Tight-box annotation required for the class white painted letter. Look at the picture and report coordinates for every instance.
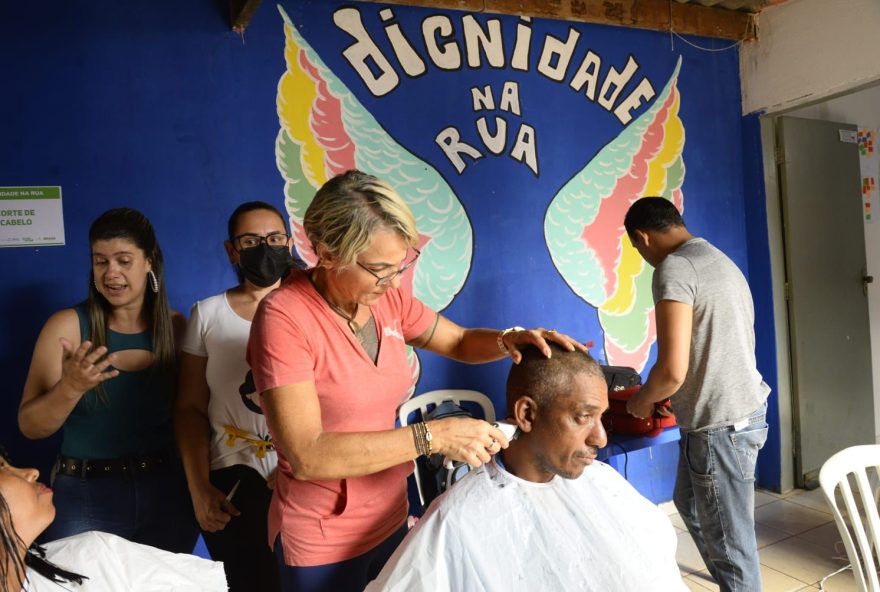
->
[614,78,656,125]
[462,15,505,68]
[537,28,581,82]
[510,124,538,176]
[499,81,521,115]
[477,117,507,155]
[436,128,484,173]
[569,51,601,101]
[380,8,426,77]
[334,8,399,97]
[598,56,639,111]
[422,15,461,70]
[511,16,532,71]
[472,86,495,111]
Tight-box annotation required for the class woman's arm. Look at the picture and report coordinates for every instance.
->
[414,315,587,364]
[18,309,119,439]
[263,381,507,481]
[174,352,239,531]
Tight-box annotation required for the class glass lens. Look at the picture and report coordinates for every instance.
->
[266,234,289,247]
[236,233,289,250]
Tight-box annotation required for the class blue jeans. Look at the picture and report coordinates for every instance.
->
[275,524,407,592]
[41,460,199,554]
[674,402,769,592]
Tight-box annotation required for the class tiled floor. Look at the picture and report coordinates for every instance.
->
[668,488,861,591]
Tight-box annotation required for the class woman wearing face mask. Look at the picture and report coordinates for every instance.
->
[18,208,198,553]
[175,201,296,592]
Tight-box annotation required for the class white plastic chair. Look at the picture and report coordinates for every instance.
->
[819,444,880,591]
[397,389,496,507]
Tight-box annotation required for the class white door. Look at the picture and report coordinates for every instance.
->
[777,116,874,487]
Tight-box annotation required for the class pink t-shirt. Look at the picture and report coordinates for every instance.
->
[247,270,435,566]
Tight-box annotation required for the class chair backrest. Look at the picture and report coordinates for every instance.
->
[398,389,496,507]
[818,444,880,592]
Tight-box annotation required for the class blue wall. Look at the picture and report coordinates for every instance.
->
[0,1,780,501]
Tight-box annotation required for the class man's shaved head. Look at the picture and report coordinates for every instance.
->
[506,343,604,414]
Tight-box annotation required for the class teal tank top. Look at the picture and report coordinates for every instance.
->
[61,305,174,459]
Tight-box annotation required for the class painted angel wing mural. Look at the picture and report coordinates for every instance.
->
[545,58,685,372]
[275,6,473,387]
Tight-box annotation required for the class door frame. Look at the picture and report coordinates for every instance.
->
[759,99,877,493]
[759,114,796,493]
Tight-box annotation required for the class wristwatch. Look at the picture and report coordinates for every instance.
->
[497,326,525,355]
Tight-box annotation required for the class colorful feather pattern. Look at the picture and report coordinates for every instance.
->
[275,6,474,390]
[545,58,686,371]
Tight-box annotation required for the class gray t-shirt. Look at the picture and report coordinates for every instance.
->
[653,238,770,430]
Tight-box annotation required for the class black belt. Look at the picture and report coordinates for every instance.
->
[57,450,171,479]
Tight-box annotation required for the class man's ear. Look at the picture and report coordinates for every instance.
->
[513,396,539,434]
[633,229,651,248]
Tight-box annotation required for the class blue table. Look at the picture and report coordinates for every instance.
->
[598,427,681,503]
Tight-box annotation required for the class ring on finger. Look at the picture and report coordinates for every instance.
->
[546,329,557,334]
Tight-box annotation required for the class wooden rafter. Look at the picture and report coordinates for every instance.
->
[359,0,756,41]
[229,0,263,33]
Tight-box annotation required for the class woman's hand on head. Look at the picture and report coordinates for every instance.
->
[501,328,588,364]
[58,338,119,396]
[191,482,240,533]
[428,418,509,468]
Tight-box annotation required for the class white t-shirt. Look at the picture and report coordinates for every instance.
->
[181,292,277,478]
[367,460,687,592]
[23,531,226,591]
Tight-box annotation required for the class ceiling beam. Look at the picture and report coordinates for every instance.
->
[359,0,755,41]
[229,0,263,33]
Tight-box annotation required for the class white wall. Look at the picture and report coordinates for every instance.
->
[740,0,880,115]
[741,0,880,488]
[788,86,880,442]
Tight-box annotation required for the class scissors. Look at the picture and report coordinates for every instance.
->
[225,479,241,503]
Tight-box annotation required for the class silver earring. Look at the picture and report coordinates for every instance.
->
[148,270,159,294]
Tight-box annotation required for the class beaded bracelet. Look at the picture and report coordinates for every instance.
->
[410,421,434,456]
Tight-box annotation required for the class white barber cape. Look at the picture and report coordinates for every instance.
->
[367,459,687,592]
[23,531,227,591]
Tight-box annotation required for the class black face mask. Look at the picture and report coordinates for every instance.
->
[238,244,293,288]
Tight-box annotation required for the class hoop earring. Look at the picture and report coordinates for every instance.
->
[148,270,159,294]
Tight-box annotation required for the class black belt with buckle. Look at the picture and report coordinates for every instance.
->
[57,450,170,479]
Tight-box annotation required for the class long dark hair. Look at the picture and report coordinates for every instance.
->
[0,450,86,591]
[87,208,176,400]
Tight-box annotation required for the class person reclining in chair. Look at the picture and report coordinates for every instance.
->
[366,343,687,592]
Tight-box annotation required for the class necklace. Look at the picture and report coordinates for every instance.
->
[309,272,360,334]
[327,300,360,334]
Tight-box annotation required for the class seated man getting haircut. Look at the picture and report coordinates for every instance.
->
[367,344,686,592]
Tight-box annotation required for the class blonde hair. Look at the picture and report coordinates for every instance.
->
[304,170,419,267]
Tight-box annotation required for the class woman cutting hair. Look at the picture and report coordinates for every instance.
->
[248,170,586,591]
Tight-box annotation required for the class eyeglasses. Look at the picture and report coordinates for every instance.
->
[233,233,290,251]
[357,249,421,286]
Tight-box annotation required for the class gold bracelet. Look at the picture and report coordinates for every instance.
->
[410,422,430,456]
[424,422,433,456]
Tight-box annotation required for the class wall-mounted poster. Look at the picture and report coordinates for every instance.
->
[0,186,65,247]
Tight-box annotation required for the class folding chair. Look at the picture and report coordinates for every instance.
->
[818,444,880,591]
[398,389,496,507]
